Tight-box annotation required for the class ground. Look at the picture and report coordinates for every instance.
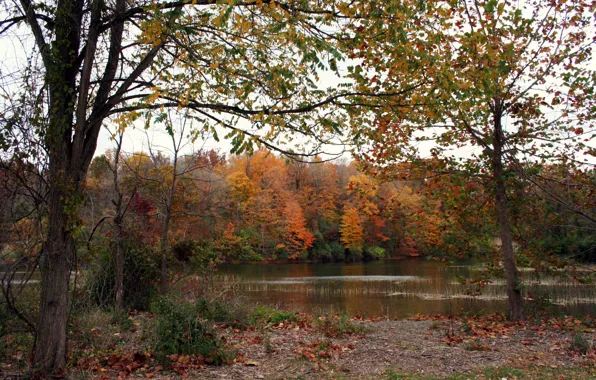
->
[45,312,595,379]
[195,317,595,379]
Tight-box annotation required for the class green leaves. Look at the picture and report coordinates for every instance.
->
[483,0,498,14]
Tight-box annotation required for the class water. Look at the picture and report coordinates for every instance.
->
[218,259,596,319]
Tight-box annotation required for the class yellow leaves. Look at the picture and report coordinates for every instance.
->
[227,171,254,203]
[126,152,152,172]
[112,111,140,133]
[234,12,254,34]
[346,174,379,216]
[138,19,166,47]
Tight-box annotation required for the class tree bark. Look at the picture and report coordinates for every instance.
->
[112,136,125,309]
[114,213,125,308]
[492,98,524,321]
[160,213,171,293]
[35,170,77,372]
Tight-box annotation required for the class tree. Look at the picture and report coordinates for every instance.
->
[87,130,132,308]
[282,198,314,260]
[353,0,596,320]
[340,207,364,251]
[136,116,210,293]
[0,0,385,372]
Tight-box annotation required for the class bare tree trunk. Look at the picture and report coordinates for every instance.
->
[160,213,171,294]
[112,134,125,309]
[492,99,524,321]
[114,214,125,308]
[35,177,76,372]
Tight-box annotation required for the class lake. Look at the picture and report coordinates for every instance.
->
[218,259,596,318]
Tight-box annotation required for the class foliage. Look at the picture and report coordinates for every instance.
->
[172,239,199,263]
[309,235,346,262]
[351,0,596,319]
[340,207,364,250]
[363,246,386,261]
[87,238,159,310]
[316,313,365,338]
[194,298,250,328]
[150,298,224,363]
[571,333,594,355]
[249,305,298,326]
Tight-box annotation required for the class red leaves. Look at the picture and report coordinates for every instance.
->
[292,339,353,362]
[75,351,150,377]
[129,192,154,215]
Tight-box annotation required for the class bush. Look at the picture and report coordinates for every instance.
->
[570,333,593,355]
[151,298,225,362]
[328,242,346,262]
[0,301,8,337]
[345,246,363,262]
[554,235,596,263]
[249,305,297,326]
[195,298,249,327]
[172,239,199,262]
[363,246,386,261]
[87,238,159,310]
[316,313,365,338]
[524,294,561,321]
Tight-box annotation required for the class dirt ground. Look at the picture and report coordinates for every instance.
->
[4,314,594,379]
[152,317,595,379]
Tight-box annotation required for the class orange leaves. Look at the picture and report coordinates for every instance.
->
[340,207,364,249]
[282,199,315,260]
[346,174,379,216]
[292,339,353,362]
[75,351,152,378]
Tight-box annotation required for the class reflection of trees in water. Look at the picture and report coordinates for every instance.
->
[221,261,596,318]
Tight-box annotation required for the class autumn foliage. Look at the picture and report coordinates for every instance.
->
[73,148,459,264]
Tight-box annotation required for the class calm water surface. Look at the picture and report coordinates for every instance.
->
[218,259,596,319]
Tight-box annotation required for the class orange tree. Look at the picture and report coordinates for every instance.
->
[350,0,596,320]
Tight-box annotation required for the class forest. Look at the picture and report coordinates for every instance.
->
[1,0,595,378]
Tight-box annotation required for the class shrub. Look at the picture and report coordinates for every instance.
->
[195,298,249,327]
[316,312,365,338]
[571,333,593,355]
[328,242,346,262]
[249,305,297,326]
[172,239,199,263]
[345,246,363,262]
[87,238,159,310]
[363,246,386,261]
[524,294,561,321]
[150,298,224,362]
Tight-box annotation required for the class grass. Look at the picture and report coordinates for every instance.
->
[248,305,298,326]
[385,365,596,379]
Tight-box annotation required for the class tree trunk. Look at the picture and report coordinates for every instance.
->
[113,138,125,309]
[160,213,171,294]
[35,179,76,373]
[114,214,125,309]
[492,99,524,321]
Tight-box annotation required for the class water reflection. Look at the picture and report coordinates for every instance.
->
[218,259,596,318]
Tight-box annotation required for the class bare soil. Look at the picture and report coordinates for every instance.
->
[152,317,595,379]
